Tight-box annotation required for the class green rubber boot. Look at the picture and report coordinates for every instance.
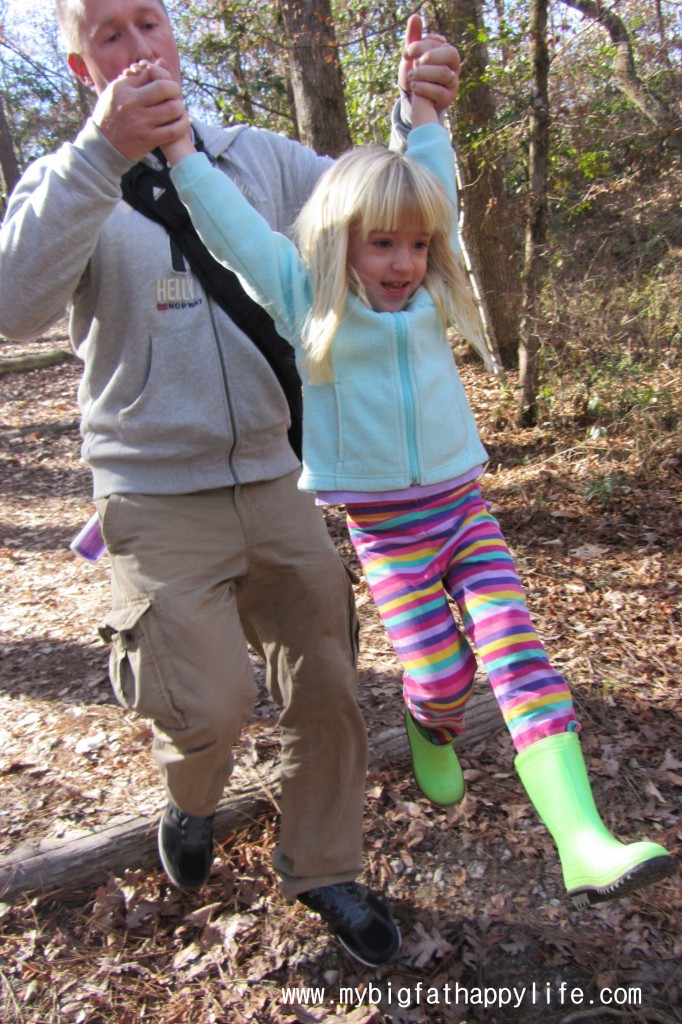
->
[405,711,465,807]
[515,731,673,907]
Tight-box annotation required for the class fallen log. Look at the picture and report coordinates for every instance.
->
[373,688,505,763]
[1,419,80,440]
[0,349,73,376]
[0,689,504,903]
[0,776,277,905]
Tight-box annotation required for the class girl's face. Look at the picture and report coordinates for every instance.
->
[347,225,431,313]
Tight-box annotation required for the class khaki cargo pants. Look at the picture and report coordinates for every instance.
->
[96,471,367,898]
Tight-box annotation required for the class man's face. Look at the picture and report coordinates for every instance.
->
[67,0,182,95]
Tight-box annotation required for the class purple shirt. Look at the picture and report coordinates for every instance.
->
[316,466,484,507]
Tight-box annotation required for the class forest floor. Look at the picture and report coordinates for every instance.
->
[0,322,680,1024]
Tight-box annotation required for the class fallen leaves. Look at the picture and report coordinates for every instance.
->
[402,921,455,969]
[1,332,680,1023]
[289,1005,386,1023]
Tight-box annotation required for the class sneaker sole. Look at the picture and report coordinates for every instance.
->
[336,924,403,968]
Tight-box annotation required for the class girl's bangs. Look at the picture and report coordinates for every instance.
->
[356,162,447,236]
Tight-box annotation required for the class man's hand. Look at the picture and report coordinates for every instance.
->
[399,13,461,116]
[93,60,190,163]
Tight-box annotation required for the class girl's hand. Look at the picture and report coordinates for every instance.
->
[399,13,460,116]
[119,60,194,165]
[92,59,189,162]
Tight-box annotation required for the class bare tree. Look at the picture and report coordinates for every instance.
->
[0,92,20,204]
[561,0,682,160]
[278,0,351,156]
[432,0,522,370]
[518,0,550,426]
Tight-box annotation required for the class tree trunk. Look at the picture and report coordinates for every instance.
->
[278,0,351,156]
[518,0,550,426]
[432,0,522,370]
[0,92,21,205]
[561,0,682,160]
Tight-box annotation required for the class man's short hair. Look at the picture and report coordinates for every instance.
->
[55,0,85,51]
[55,0,169,53]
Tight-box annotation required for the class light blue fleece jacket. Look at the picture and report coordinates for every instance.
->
[171,123,488,493]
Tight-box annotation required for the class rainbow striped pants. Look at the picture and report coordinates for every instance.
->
[346,479,577,752]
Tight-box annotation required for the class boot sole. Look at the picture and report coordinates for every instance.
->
[568,854,674,908]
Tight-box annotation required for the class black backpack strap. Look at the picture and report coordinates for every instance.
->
[120,147,302,459]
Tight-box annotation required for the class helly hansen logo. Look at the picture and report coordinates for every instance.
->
[156,276,201,311]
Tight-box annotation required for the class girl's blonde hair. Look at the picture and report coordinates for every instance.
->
[293,145,490,384]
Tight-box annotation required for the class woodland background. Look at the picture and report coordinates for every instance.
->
[1,2,681,1023]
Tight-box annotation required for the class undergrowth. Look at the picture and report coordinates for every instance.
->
[493,160,682,498]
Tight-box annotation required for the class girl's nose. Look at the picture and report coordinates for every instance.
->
[391,246,412,270]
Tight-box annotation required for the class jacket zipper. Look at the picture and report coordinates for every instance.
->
[395,313,419,483]
[207,296,241,483]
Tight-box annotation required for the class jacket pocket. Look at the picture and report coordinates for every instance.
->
[115,328,231,457]
[334,377,407,483]
[99,597,186,731]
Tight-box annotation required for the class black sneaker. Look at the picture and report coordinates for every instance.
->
[298,881,401,966]
[158,802,214,891]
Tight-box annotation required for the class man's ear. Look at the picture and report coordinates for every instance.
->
[68,52,95,88]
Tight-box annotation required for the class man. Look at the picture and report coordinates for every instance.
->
[0,0,460,967]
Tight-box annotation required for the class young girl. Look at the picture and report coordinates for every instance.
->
[147,71,672,908]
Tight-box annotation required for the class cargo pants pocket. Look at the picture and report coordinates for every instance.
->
[98,596,186,731]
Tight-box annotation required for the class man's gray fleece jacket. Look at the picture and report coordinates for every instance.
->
[0,119,334,498]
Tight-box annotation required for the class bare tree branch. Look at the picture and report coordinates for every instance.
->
[561,0,682,158]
